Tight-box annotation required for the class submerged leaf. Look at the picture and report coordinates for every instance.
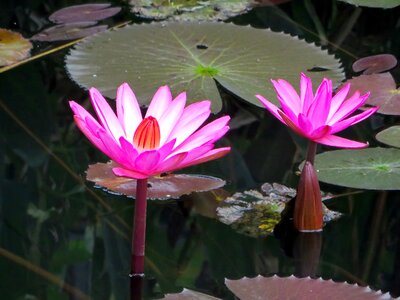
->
[346,72,400,115]
[130,0,251,21]
[216,183,341,237]
[31,22,108,42]
[312,148,400,190]
[352,54,397,75]
[225,275,392,299]
[86,162,226,199]
[0,28,32,66]
[66,22,344,112]
[49,3,121,23]
[376,126,400,148]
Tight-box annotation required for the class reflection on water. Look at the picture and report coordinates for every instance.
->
[1,0,400,299]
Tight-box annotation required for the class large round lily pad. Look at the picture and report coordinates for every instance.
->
[376,126,400,148]
[339,0,400,8]
[312,148,400,190]
[66,22,344,112]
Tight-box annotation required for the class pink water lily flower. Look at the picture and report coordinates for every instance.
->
[70,83,231,179]
[256,73,378,148]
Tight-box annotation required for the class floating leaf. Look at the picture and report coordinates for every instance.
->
[339,0,400,8]
[49,3,121,24]
[311,148,400,190]
[376,126,400,148]
[130,0,251,21]
[86,161,226,200]
[66,22,344,112]
[31,22,108,42]
[162,288,220,299]
[225,275,392,299]
[216,183,341,237]
[0,28,32,66]
[347,73,400,115]
[352,54,397,75]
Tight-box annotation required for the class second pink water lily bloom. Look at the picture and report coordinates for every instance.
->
[70,83,231,179]
[256,73,378,148]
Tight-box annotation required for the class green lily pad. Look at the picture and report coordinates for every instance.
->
[130,0,251,21]
[216,183,341,237]
[376,126,400,148]
[312,148,400,190]
[339,0,400,8]
[66,22,344,112]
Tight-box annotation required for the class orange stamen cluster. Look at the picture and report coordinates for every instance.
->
[133,116,161,150]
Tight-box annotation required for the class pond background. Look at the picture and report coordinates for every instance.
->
[1,0,400,299]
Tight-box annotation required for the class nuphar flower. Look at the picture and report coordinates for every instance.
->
[69,83,231,179]
[256,73,378,148]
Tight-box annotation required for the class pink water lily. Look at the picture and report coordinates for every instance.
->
[256,73,378,148]
[70,83,231,179]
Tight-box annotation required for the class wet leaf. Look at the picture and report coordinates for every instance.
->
[225,275,392,299]
[376,126,400,148]
[312,147,400,190]
[49,3,121,24]
[338,0,400,8]
[352,54,397,75]
[162,288,220,299]
[130,0,250,21]
[66,22,344,112]
[31,22,108,42]
[0,28,32,66]
[86,162,226,200]
[346,72,400,115]
[216,183,341,237]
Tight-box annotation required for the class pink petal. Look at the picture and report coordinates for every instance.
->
[179,147,231,168]
[314,135,368,148]
[175,116,230,153]
[277,94,299,123]
[327,83,350,121]
[134,150,160,172]
[278,111,305,137]
[309,125,331,139]
[330,106,378,134]
[299,73,314,113]
[306,79,332,127]
[167,100,211,146]
[272,79,301,114]
[89,87,124,141]
[256,95,285,123]
[327,91,367,124]
[298,113,314,135]
[119,136,139,166]
[176,143,214,166]
[112,167,149,179]
[97,129,132,168]
[73,115,108,155]
[116,83,143,141]
[157,139,176,161]
[156,152,188,173]
[158,91,186,145]
[145,85,172,119]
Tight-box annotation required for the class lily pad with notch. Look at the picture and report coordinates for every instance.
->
[352,54,397,75]
[66,22,344,112]
[310,147,400,190]
[86,161,226,200]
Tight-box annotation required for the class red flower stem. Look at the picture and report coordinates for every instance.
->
[306,141,317,165]
[131,178,148,276]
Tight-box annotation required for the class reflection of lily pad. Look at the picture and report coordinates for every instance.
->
[86,162,226,199]
[0,28,32,67]
[31,22,108,42]
[376,126,400,148]
[66,22,344,112]
[49,3,121,23]
[216,183,341,237]
[352,54,397,75]
[312,148,400,190]
[225,275,391,300]
[130,0,251,21]
[347,72,400,115]
[339,0,400,8]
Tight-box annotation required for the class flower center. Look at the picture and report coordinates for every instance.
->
[133,116,161,150]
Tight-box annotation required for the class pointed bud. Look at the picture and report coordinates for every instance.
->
[133,116,161,150]
[294,161,323,232]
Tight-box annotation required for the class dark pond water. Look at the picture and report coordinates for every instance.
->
[1,0,400,299]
